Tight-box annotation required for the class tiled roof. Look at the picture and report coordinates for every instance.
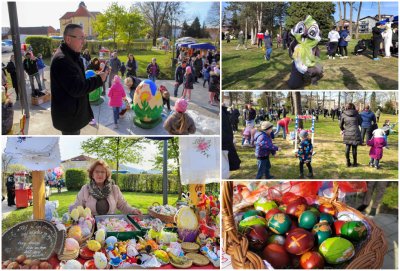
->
[7,26,56,35]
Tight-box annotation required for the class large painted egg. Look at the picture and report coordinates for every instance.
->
[333,220,346,236]
[267,234,286,246]
[300,251,325,269]
[319,213,334,225]
[65,238,80,251]
[132,79,163,129]
[284,228,314,255]
[262,244,290,269]
[318,203,336,216]
[68,225,82,241]
[341,221,367,242]
[254,199,278,213]
[298,211,318,230]
[312,222,332,246]
[265,208,282,222]
[282,193,307,205]
[286,201,307,218]
[246,225,269,251]
[308,206,320,218]
[239,216,267,232]
[242,210,264,219]
[268,213,292,234]
[319,237,355,264]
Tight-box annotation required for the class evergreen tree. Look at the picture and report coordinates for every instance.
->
[285,2,335,38]
[181,20,189,37]
[370,92,377,112]
[189,17,202,38]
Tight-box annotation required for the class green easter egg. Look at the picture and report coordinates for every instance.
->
[298,211,318,230]
[268,213,292,234]
[319,237,355,264]
[341,221,368,242]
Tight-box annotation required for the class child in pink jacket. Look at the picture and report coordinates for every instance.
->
[108,75,126,129]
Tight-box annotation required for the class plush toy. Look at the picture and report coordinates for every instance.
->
[288,15,323,89]
[105,236,118,250]
[382,22,393,57]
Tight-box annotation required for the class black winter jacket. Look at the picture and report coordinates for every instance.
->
[50,42,103,132]
[340,109,362,146]
[23,58,39,75]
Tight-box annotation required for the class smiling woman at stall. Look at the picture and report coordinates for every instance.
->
[69,160,141,215]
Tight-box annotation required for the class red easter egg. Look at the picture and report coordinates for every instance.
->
[282,193,307,205]
[284,228,315,255]
[318,203,336,216]
[333,220,346,236]
[262,244,290,269]
[300,251,325,269]
[286,201,308,218]
[246,225,269,251]
[265,208,282,222]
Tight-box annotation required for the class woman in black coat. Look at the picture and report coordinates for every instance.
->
[340,103,362,167]
[222,105,241,172]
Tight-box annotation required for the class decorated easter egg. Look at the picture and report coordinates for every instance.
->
[319,213,334,225]
[286,201,307,218]
[85,220,93,230]
[87,240,101,252]
[268,213,292,234]
[267,234,286,246]
[265,208,283,222]
[82,227,91,237]
[70,209,80,221]
[83,207,92,218]
[312,222,332,246]
[61,259,82,269]
[242,210,264,219]
[93,252,108,269]
[319,237,355,264]
[176,206,198,230]
[319,203,336,216]
[132,79,163,128]
[284,228,314,255]
[341,221,367,242]
[246,225,269,251]
[65,238,80,251]
[278,204,287,212]
[333,220,346,236]
[254,198,278,213]
[77,206,85,217]
[308,206,320,218]
[300,251,325,269]
[262,244,290,269]
[95,229,106,244]
[68,225,82,241]
[282,193,307,205]
[298,211,318,230]
[105,236,118,249]
[239,216,267,232]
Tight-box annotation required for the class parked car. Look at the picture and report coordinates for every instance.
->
[2,42,13,53]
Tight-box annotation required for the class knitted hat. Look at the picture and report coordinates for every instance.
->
[299,130,309,139]
[372,128,385,138]
[185,66,192,73]
[174,98,188,113]
[260,121,273,131]
[113,75,121,84]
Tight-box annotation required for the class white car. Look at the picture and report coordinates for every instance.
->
[2,42,13,53]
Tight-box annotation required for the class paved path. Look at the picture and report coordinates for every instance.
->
[2,53,220,135]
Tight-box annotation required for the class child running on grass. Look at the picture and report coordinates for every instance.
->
[296,130,314,178]
[254,121,279,179]
[367,128,387,169]
[108,75,126,129]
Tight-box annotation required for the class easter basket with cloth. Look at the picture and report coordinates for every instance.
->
[148,202,176,224]
[222,181,387,269]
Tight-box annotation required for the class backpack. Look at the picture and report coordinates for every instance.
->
[344,34,351,42]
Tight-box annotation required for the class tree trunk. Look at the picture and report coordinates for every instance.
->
[171,138,182,200]
[309,92,313,109]
[245,18,248,47]
[322,92,325,109]
[115,137,120,184]
[343,2,347,25]
[363,91,366,108]
[289,92,294,114]
[338,2,343,27]
[293,92,303,128]
[355,2,362,39]
[378,2,381,21]
[338,92,341,109]
[349,2,353,37]
[229,92,233,106]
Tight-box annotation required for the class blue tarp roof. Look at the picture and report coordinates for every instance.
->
[188,43,216,50]
[176,42,195,48]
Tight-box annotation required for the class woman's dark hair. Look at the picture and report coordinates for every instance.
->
[332,26,337,30]
[346,103,356,110]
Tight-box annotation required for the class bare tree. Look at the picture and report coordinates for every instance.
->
[343,1,347,24]
[338,2,343,27]
[206,2,221,28]
[322,92,325,109]
[355,2,363,39]
[349,2,354,36]
[292,92,303,128]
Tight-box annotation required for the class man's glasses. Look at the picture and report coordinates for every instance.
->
[68,35,86,41]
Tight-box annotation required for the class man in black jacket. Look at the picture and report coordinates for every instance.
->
[51,24,108,135]
[173,61,186,97]
[23,52,43,96]
[372,22,383,60]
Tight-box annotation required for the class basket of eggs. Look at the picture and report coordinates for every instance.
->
[64,206,95,245]
[222,181,387,269]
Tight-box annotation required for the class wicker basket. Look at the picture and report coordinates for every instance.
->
[222,181,387,269]
[148,202,176,224]
[66,224,95,245]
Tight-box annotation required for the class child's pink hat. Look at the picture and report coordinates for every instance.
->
[175,98,188,113]
[185,66,192,73]
[113,75,121,83]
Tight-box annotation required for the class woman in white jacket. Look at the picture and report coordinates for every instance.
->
[328,26,340,59]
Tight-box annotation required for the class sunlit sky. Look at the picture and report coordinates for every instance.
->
[2,0,215,29]
[1,137,159,170]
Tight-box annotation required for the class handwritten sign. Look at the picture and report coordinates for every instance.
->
[2,220,64,260]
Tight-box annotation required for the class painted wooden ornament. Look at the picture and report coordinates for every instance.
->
[284,228,314,255]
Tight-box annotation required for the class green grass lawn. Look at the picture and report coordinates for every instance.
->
[2,191,178,232]
[230,113,398,179]
[222,40,398,90]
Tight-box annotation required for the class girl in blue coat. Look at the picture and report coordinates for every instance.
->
[339,26,350,59]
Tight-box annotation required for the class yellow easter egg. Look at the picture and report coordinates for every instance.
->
[87,240,102,252]
[176,206,198,230]
[77,206,85,217]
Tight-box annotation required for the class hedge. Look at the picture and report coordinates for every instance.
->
[25,36,52,58]
[65,168,89,191]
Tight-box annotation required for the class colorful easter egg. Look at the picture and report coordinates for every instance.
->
[308,206,320,218]
[333,220,346,236]
[254,198,278,213]
[68,225,82,241]
[246,225,269,251]
[319,237,355,264]
[282,193,307,205]
[286,201,308,218]
[262,244,290,269]
[341,221,367,242]
[284,228,314,255]
[268,213,292,234]
[242,210,264,219]
[312,222,332,246]
[132,80,163,129]
[298,211,318,230]
[265,208,283,222]
[65,238,80,251]
[267,234,286,246]
[239,216,267,232]
[319,213,334,225]
[300,251,325,269]
[318,203,336,216]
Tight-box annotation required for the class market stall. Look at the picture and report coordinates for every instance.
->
[2,137,221,270]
